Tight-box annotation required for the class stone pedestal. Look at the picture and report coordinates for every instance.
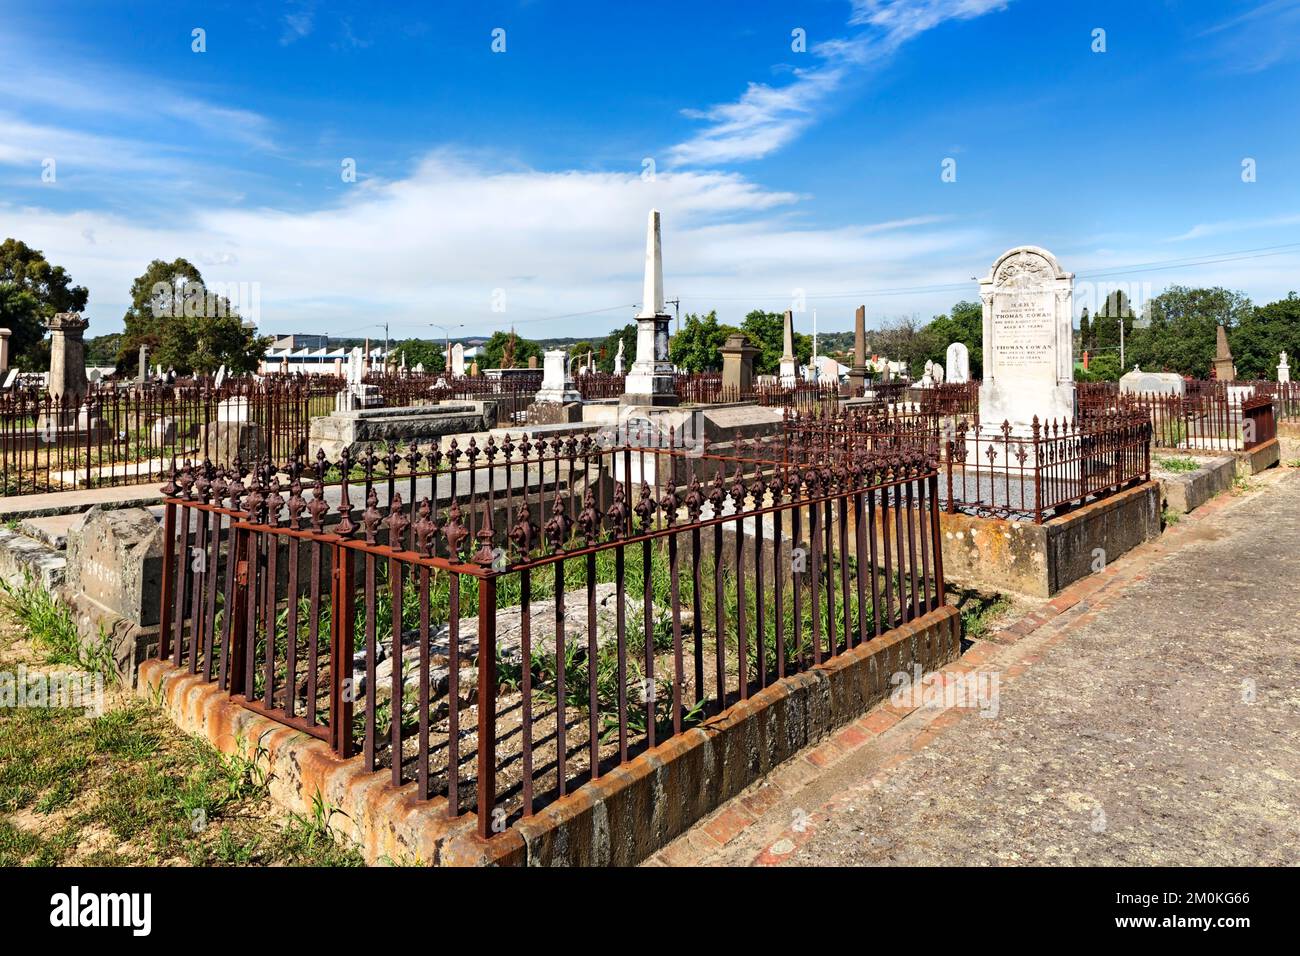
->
[534,349,581,404]
[1212,324,1236,382]
[779,309,798,388]
[848,305,868,396]
[334,385,384,412]
[0,327,10,374]
[207,421,266,467]
[1120,368,1185,396]
[63,506,165,683]
[47,312,89,405]
[719,333,759,395]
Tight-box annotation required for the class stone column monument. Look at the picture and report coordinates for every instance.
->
[47,312,90,406]
[719,333,759,396]
[848,305,868,396]
[0,327,11,375]
[779,310,798,387]
[1212,324,1236,381]
[977,246,1075,434]
[621,209,678,406]
[1278,351,1290,384]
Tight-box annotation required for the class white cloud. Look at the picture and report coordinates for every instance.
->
[1164,214,1300,242]
[668,0,1011,166]
[0,153,983,337]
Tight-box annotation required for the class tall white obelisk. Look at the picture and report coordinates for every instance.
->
[621,209,678,405]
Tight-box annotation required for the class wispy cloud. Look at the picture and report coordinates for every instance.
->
[1196,0,1300,73]
[1165,213,1300,242]
[281,2,317,45]
[668,0,1011,166]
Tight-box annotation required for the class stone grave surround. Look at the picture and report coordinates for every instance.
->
[978,246,1075,436]
[1120,367,1185,397]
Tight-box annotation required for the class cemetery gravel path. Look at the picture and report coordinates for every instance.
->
[657,468,1300,866]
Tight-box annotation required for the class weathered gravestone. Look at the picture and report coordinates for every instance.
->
[1120,367,1185,396]
[946,341,970,384]
[978,246,1074,434]
[149,417,178,445]
[719,333,759,395]
[63,506,164,683]
[529,348,582,424]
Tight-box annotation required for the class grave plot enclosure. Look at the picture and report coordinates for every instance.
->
[156,429,946,839]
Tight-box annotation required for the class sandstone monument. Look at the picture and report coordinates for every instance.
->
[1212,324,1236,381]
[848,305,868,396]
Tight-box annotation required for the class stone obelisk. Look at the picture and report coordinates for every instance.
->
[1212,324,1236,381]
[779,310,798,388]
[848,304,868,396]
[621,209,678,406]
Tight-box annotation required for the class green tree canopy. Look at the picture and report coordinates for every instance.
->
[740,310,811,375]
[1126,285,1253,376]
[479,330,542,369]
[916,300,983,379]
[669,311,736,372]
[0,238,89,369]
[1232,292,1300,380]
[598,322,638,373]
[119,258,267,375]
[392,338,445,371]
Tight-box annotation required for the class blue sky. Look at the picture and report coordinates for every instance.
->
[2,0,1299,340]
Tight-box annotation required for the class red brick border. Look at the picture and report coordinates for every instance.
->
[139,604,961,866]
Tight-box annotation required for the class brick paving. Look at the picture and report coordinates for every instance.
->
[654,468,1300,866]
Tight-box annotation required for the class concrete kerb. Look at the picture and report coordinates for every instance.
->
[937,481,1162,599]
[1153,454,1236,514]
[137,605,960,867]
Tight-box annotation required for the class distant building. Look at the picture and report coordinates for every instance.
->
[260,344,393,375]
[271,333,330,350]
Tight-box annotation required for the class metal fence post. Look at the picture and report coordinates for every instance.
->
[331,544,356,758]
[477,574,497,838]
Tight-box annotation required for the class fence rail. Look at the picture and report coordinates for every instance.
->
[157,432,944,837]
[1078,379,1290,452]
[785,405,1151,523]
[0,379,336,495]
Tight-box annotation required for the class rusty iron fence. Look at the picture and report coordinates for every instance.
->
[157,429,944,838]
[575,373,626,400]
[784,405,1151,523]
[0,378,335,495]
[673,374,841,411]
[1242,395,1276,450]
[1077,380,1285,452]
[364,372,544,424]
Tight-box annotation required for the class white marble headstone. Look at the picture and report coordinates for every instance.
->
[450,343,465,378]
[978,246,1075,433]
[945,341,970,384]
